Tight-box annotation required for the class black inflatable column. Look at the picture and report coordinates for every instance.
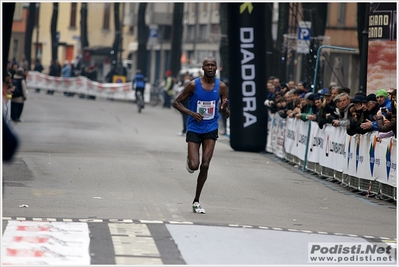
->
[227,3,267,152]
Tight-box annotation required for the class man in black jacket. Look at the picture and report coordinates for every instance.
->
[317,89,336,129]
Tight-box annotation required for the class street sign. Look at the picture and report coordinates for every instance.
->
[297,21,311,54]
[148,25,158,47]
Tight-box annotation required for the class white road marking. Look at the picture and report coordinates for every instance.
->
[2,221,90,265]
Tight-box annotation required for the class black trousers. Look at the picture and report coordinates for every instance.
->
[10,102,24,121]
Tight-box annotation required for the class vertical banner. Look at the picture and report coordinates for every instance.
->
[228,3,267,152]
[284,118,296,155]
[367,3,397,93]
[318,124,346,172]
[307,122,323,163]
[266,110,275,153]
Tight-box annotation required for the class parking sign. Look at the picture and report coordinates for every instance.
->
[297,21,311,54]
[148,25,158,47]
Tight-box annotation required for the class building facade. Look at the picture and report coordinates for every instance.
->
[10,3,361,91]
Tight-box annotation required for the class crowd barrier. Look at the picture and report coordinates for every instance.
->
[266,111,397,201]
[26,71,151,102]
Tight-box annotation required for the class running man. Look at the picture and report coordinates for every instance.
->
[172,57,230,214]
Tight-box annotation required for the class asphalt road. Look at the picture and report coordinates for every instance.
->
[2,90,397,266]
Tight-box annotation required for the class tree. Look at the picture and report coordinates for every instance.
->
[219,3,229,80]
[300,3,328,90]
[136,3,148,76]
[169,3,184,78]
[301,3,327,37]
[80,3,89,50]
[357,3,369,93]
[112,3,122,74]
[24,3,36,70]
[264,3,274,80]
[3,3,15,79]
[50,3,59,61]
[274,3,289,82]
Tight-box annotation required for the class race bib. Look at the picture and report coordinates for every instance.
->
[197,100,216,120]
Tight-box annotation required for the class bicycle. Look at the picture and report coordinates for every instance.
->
[149,80,164,107]
[136,90,144,113]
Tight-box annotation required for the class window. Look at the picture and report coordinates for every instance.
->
[200,3,208,12]
[187,25,195,42]
[161,26,172,41]
[189,3,196,13]
[198,25,207,42]
[209,24,220,43]
[35,43,43,60]
[70,3,77,28]
[103,3,111,30]
[12,39,19,59]
[337,3,346,26]
[13,3,23,20]
[211,24,220,35]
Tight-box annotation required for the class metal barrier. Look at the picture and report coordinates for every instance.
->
[268,113,397,202]
[284,150,396,200]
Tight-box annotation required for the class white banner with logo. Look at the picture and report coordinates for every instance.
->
[266,111,286,158]
[284,118,310,160]
[320,124,346,172]
[284,117,296,156]
[26,71,151,102]
[266,110,273,153]
[307,122,325,163]
[284,118,396,188]
[343,133,397,187]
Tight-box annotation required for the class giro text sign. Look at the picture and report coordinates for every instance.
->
[228,3,267,152]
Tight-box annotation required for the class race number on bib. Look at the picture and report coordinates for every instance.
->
[197,100,216,120]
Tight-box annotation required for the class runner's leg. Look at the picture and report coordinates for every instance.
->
[187,141,200,171]
[194,138,216,202]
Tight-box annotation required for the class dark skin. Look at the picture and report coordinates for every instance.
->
[173,57,230,202]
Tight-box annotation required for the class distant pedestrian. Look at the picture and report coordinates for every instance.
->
[8,62,18,79]
[33,59,44,93]
[47,60,61,95]
[163,70,175,109]
[20,55,29,70]
[105,66,116,83]
[177,72,192,136]
[86,65,98,100]
[62,61,73,97]
[3,72,13,123]
[10,69,28,123]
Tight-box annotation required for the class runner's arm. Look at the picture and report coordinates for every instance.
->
[173,80,204,122]
[219,81,230,119]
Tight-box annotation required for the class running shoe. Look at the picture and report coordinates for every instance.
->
[186,157,194,173]
[192,202,206,214]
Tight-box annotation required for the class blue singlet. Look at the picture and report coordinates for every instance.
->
[187,78,220,134]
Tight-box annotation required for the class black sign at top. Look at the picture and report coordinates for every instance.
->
[369,3,397,41]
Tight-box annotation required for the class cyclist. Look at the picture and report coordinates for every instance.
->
[132,70,146,110]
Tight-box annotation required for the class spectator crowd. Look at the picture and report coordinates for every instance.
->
[264,76,397,141]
